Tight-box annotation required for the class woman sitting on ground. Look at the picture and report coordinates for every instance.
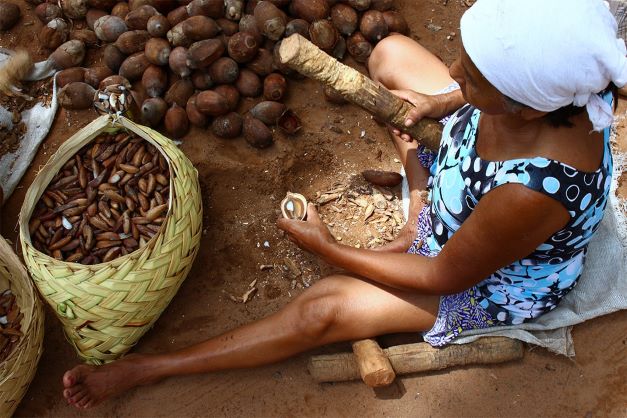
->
[62,0,626,408]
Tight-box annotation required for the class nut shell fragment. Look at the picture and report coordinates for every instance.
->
[280,192,307,221]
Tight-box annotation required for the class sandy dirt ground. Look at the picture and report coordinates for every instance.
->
[1,0,626,417]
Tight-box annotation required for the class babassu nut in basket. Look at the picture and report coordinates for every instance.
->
[28,132,170,264]
[0,289,22,363]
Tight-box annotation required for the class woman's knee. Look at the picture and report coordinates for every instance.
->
[368,34,410,83]
[292,277,346,342]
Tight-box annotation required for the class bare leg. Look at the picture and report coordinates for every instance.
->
[63,275,439,409]
[367,35,455,252]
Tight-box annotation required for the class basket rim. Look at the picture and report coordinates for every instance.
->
[0,235,43,371]
[18,115,177,268]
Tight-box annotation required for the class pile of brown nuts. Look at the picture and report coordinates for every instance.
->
[0,290,22,363]
[29,131,170,265]
[46,0,408,146]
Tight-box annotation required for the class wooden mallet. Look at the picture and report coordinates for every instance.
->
[310,337,524,384]
[278,34,443,151]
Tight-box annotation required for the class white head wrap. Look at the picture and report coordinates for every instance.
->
[460,0,627,131]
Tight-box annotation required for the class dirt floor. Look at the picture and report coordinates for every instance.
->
[1,0,626,417]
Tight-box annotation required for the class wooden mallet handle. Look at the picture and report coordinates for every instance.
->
[278,34,443,151]
[309,337,524,384]
[351,339,396,387]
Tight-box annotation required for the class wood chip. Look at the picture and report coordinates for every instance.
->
[283,257,301,277]
[317,193,341,205]
[241,287,257,303]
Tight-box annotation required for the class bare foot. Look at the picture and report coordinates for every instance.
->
[62,354,160,409]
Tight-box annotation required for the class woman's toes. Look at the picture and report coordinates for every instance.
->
[63,365,90,388]
[76,396,92,409]
[69,390,87,405]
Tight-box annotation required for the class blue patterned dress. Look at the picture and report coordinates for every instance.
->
[410,102,613,346]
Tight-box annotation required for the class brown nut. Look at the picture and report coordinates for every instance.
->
[111,2,130,18]
[140,97,167,126]
[57,67,86,88]
[164,103,189,139]
[285,18,309,39]
[238,13,263,44]
[84,66,114,88]
[331,4,358,36]
[263,73,287,101]
[249,100,286,125]
[344,0,371,11]
[227,31,259,64]
[213,84,240,111]
[58,82,96,110]
[164,78,194,107]
[168,46,191,77]
[196,90,229,116]
[359,10,388,43]
[207,56,239,84]
[243,114,273,149]
[125,4,158,30]
[115,30,151,55]
[94,15,128,42]
[216,17,239,35]
[234,68,262,98]
[36,3,62,24]
[39,18,69,50]
[382,11,408,35]
[291,0,329,23]
[145,37,171,66]
[88,0,117,10]
[167,15,220,47]
[331,36,346,60]
[142,64,168,97]
[147,14,170,37]
[191,69,213,90]
[103,44,126,72]
[166,5,188,27]
[186,0,223,19]
[211,112,242,138]
[61,0,88,19]
[187,38,224,69]
[346,31,372,63]
[224,0,243,20]
[246,48,273,77]
[253,1,285,41]
[70,29,99,46]
[49,40,86,70]
[185,94,209,127]
[309,20,339,51]
[371,0,394,11]
[118,52,150,81]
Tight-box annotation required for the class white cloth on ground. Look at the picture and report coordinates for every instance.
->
[460,0,627,131]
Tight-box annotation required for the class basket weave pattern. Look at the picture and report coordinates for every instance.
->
[19,116,202,364]
[0,236,44,417]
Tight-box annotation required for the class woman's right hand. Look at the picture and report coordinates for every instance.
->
[390,89,443,142]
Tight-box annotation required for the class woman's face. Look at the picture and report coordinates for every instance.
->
[449,45,511,114]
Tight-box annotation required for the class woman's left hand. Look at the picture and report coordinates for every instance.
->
[277,203,336,258]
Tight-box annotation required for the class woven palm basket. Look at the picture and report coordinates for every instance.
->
[19,115,202,365]
[0,235,44,417]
